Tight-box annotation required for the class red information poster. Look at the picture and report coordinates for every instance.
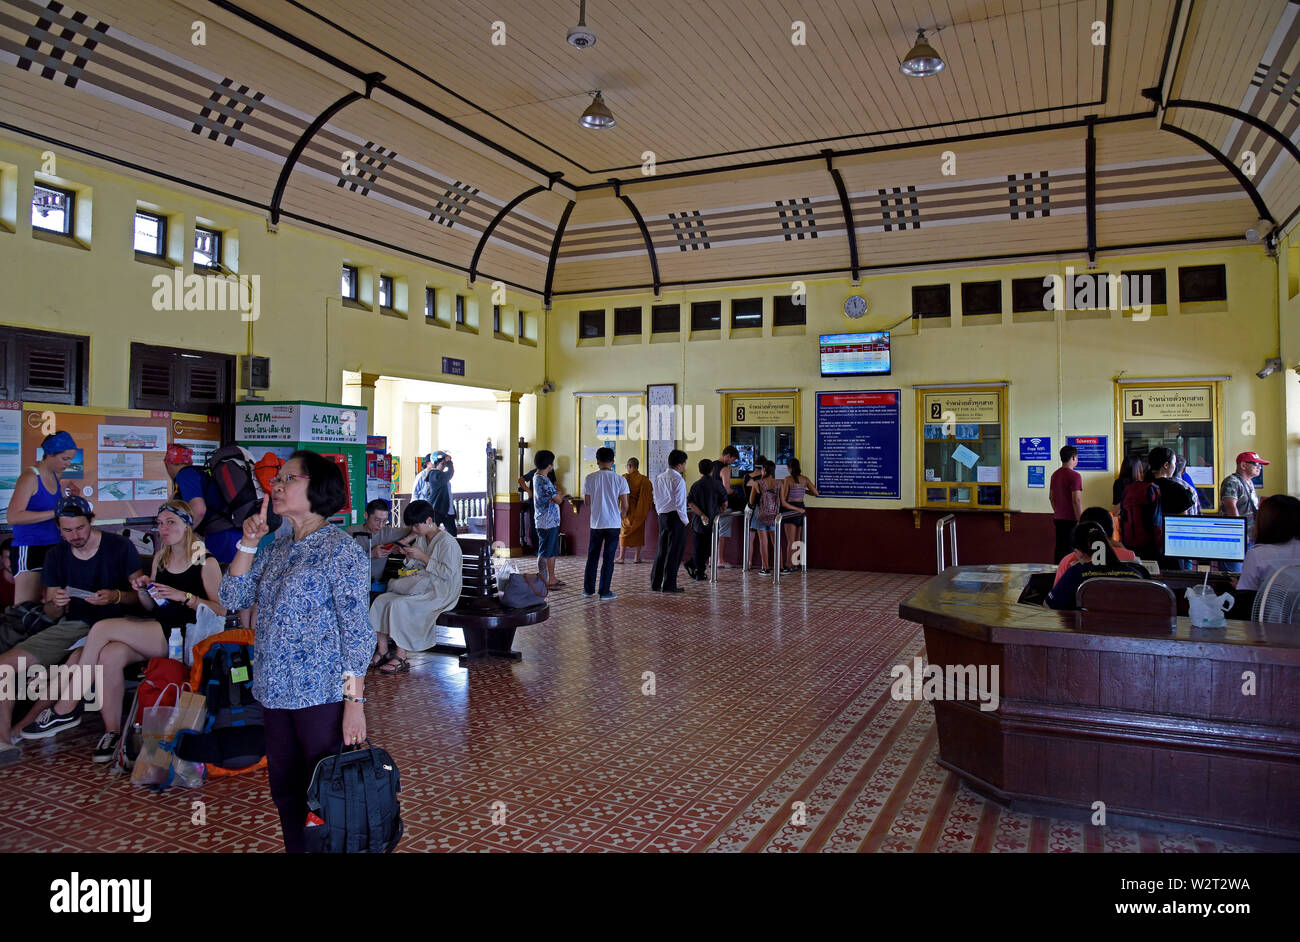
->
[14,405,222,521]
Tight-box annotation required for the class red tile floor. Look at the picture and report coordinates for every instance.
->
[0,559,1264,852]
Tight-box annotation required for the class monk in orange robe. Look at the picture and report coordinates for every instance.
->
[616,457,653,563]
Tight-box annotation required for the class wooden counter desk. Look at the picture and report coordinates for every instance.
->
[899,564,1300,847]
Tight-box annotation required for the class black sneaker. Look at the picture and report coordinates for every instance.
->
[20,703,83,740]
[92,731,120,764]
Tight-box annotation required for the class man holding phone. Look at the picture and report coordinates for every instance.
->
[349,499,408,589]
[0,496,143,762]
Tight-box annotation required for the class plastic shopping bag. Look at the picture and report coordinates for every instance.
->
[184,604,226,667]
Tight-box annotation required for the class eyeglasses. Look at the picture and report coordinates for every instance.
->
[270,473,309,487]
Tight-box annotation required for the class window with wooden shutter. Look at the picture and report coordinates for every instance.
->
[129,343,233,417]
[0,327,88,405]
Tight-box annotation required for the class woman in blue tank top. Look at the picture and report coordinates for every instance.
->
[6,431,80,604]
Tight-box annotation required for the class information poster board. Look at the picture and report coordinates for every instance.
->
[816,390,901,499]
[1067,435,1109,472]
[6,404,221,522]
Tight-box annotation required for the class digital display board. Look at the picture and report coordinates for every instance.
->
[819,332,891,377]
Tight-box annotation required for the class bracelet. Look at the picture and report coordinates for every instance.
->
[342,695,368,703]
[114,589,122,604]
[185,592,194,607]
[236,542,258,555]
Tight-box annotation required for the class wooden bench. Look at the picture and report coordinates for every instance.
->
[432,534,548,666]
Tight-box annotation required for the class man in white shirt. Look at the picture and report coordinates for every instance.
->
[583,447,630,600]
[651,449,690,593]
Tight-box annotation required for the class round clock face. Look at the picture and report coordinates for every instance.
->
[844,294,868,319]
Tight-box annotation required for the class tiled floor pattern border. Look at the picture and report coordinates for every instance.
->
[0,560,1264,852]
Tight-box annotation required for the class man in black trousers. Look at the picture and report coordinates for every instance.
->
[651,449,690,593]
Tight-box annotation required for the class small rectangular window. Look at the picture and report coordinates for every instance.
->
[690,300,721,332]
[493,304,502,333]
[773,295,806,326]
[342,265,358,300]
[961,281,1001,316]
[1011,277,1050,312]
[517,310,526,337]
[31,184,72,235]
[194,227,221,268]
[425,286,436,320]
[579,309,605,338]
[613,306,642,336]
[1121,268,1167,306]
[455,295,466,324]
[651,304,680,333]
[731,298,763,329]
[1178,264,1227,303]
[378,275,393,309]
[912,284,951,318]
[133,210,166,257]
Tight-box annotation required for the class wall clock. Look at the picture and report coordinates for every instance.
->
[843,294,868,319]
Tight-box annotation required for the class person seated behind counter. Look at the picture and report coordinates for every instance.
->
[1046,521,1149,610]
[1052,506,1138,587]
[1237,494,1300,592]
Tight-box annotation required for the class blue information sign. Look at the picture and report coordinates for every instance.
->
[1067,435,1109,472]
[1027,465,1046,488]
[441,356,465,377]
[1019,436,1052,461]
[816,390,901,499]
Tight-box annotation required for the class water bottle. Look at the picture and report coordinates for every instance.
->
[168,628,182,661]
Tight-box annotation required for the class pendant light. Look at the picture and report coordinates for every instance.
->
[899,27,945,77]
[580,90,616,129]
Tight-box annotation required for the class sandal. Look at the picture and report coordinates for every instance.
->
[377,657,410,675]
[369,648,395,671]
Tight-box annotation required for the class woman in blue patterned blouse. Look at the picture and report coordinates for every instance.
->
[220,450,373,853]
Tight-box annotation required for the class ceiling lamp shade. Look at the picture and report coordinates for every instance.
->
[899,28,945,77]
[580,90,616,129]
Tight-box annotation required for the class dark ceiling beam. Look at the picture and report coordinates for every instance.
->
[612,180,662,299]
[544,200,576,310]
[1165,98,1300,170]
[823,150,859,282]
[1085,116,1097,264]
[1158,124,1275,224]
[269,73,382,226]
[468,174,562,284]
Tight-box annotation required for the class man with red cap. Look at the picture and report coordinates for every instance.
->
[1220,451,1269,574]
[163,444,241,565]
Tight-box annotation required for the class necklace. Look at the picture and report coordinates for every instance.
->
[293,518,327,542]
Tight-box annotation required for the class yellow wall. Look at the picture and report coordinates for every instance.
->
[546,247,1287,512]
[0,139,546,416]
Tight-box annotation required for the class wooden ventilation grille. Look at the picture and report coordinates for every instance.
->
[27,351,71,390]
[139,361,172,399]
[187,365,222,401]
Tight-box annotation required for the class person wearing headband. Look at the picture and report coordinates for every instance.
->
[37,498,225,763]
[0,493,143,764]
[6,430,83,605]
[164,443,241,565]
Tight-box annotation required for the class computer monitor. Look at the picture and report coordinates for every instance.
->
[1162,515,1247,562]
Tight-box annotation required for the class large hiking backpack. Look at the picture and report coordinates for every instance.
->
[1120,481,1164,554]
[755,484,780,527]
[199,446,262,535]
[305,742,404,853]
[172,629,267,777]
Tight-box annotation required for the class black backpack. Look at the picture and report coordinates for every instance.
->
[305,742,404,853]
[198,445,263,535]
[173,639,266,774]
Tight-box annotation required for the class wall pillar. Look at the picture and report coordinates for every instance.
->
[493,390,524,552]
[343,372,380,434]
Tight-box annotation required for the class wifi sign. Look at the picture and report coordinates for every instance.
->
[1019,436,1052,461]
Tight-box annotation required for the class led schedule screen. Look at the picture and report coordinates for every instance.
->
[819,332,891,377]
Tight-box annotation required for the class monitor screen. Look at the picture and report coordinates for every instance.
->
[820,331,890,377]
[1162,515,1247,562]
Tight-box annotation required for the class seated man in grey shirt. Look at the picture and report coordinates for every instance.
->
[349,499,409,585]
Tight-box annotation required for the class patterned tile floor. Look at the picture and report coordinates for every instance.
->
[0,559,1264,853]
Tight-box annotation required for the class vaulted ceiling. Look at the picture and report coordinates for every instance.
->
[0,0,1294,299]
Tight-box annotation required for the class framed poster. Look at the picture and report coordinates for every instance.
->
[646,383,676,480]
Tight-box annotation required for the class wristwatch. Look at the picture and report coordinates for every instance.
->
[185,592,194,607]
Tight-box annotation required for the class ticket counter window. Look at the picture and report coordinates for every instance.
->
[723,392,799,481]
[1119,384,1220,510]
[917,387,1008,509]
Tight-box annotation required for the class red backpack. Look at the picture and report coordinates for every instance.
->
[134,657,188,724]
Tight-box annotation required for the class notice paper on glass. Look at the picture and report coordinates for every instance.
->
[1186,466,1215,486]
[976,465,1001,483]
[583,446,600,460]
[951,571,1008,584]
[951,444,979,469]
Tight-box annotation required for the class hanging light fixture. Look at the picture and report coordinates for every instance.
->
[580,90,616,129]
[899,27,945,77]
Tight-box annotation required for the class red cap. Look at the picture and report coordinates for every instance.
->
[165,444,193,465]
[1235,451,1269,466]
